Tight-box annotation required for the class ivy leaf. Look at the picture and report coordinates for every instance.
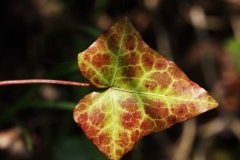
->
[73,17,218,160]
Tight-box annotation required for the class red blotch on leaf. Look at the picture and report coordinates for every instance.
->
[150,72,172,90]
[90,108,106,128]
[137,38,146,51]
[140,118,155,133]
[77,112,88,123]
[144,101,169,120]
[107,33,120,50]
[92,77,101,86]
[171,104,188,117]
[86,69,95,79]
[86,125,100,138]
[123,35,136,51]
[120,112,142,130]
[144,80,158,91]
[120,98,142,130]
[188,102,201,115]
[100,66,111,75]
[120,98,138,112]
[142,52,155,70]
[97,39,108,51]
[84,53,91,62]
[130,130,140,142]
[154,119,167,131]
[87,45,98,55]
[92,53,111,68]
[76,103,87,112]
[116,149,124,159]
[124,51,139,65]
[117,132,129,148]
[171,80,190,96]
[122,65,143,78]
[155,58,167,70]
[99,133,111,145]
[165,115,177,126]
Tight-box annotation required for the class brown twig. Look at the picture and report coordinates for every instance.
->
[0,79,91,87]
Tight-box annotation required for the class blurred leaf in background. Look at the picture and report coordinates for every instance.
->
[53,136,107,160]
[224,37,240,74]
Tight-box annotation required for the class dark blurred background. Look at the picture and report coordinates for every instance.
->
[0,0,240,160]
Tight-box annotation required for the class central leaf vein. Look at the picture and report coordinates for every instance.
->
[111,87,215,104]
[110,19,127,86]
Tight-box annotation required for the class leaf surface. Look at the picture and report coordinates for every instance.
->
[73,17,218,160]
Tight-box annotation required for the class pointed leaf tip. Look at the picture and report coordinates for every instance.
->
[74,17,218,160]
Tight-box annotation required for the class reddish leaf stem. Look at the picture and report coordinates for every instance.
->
[0,79,91,87]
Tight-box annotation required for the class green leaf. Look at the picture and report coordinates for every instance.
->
[224,37,240,74]
[73,17,218,160]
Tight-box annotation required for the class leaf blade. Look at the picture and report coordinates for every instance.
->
[74,88,217,160]
[74,17,218,160]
